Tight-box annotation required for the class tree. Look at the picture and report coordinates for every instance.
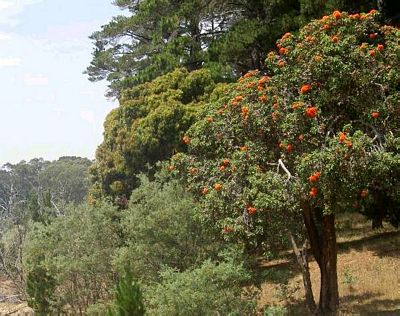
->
[87,0,379,96]
[174,10,400,313]
[89,68,217,204]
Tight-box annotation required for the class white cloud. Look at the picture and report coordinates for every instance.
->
[0,57,21,67]
[23,73,49,86]
[0,0,44,27]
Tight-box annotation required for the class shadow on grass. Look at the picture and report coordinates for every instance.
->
[338,230,400,259]
[284,292,400,315]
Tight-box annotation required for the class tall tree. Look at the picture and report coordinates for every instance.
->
[175,11,400,313]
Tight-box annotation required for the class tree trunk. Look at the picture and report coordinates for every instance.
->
[302,201,339,314]
[289,233,316,313]
[318,214,339,312]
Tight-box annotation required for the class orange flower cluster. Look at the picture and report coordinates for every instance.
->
[247,206,257,216]
[182,135,190,144]
[259,95,268,103]
[202,187,209,195]
[338,132,347,143]
[214,183,222,192]
[300,84,312,94]
[377,44,384,51]
[242,106,249,119]
[207,117,214,122]
[277,60,286,67]
[279,47,288,55]
[281,32,292,41]
[223,226,234,233]
[331,35,339,43]
[309,187,318,197]
[360,189,369,198]
[240,146,247,152]
[332,11,342,19]
[371,111,380,118]
[305,106,318,118]
[309,171,321,183]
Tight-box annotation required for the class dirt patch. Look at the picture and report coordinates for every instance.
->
[0,277,33,315]
[257,218,400,315]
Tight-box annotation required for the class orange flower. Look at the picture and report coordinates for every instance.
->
[259,95,268,103]
[202,187,209,195]
[223,226,234,233]
[322,24,330,31]
[369,33,376,40]
[247,206,257,216]
[300,84,312,94]
[314,55,322,62]
[214,183,222,192]
[168,165,175,171]
[222,159,230,166]
[279,47,288,55]
[219,165,226,171]
[298,134,305,141]
[377,44,384,51]
[305,106,318,118]
[258,76,270,85]
[369,49,376,57]
[309,187,318,197]
[292,102,300,110]
[350,13,361,19]
[271,112,279,121]
[242,106,249,115]
[344,140,353,149]
[308,172,321,183]
[331,35,339,43]
[246,82,256,89]
[207,117,214,123]
[339,132,347,143]
[234,95,243,102]
[278,60,286,67]
[360,189,369,198]
[305,36,315,43]
[369,9,378,14]
[332,10,342,19]
[240,146,247,152]
[281,32,292,40]
[182,135,190,144]
[287,144,293,153]
[371,111,380,118]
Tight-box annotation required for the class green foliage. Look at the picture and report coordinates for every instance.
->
[112,176,222,282]
[87,0,380,96]
[108,270,145,316]
[23,202,120,313]
[89,68,217,203]
[26,266,56,315]
[263,305,288,316]
[174,11,400,245]
[145,258,257,315]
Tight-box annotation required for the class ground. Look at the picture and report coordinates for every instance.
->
[257,213,400,315]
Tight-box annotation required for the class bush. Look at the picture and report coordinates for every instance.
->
[23,202,120,313]
[113,176,223,282]
[145,258,257,315]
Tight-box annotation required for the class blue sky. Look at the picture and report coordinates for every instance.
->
[0,0,121,165]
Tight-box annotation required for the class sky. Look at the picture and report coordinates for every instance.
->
[0,0,122,165]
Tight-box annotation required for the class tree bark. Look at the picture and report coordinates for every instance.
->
[289,233,316,313]
[318,214,339,312]
[302,201,339,314]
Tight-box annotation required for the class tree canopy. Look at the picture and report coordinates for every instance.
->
[173,10,400,313]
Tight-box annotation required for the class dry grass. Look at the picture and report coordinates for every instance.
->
[257,213,400,315]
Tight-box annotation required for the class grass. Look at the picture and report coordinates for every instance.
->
[257,213,400,315]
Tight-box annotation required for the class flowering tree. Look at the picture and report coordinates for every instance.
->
[173,10,400,313]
